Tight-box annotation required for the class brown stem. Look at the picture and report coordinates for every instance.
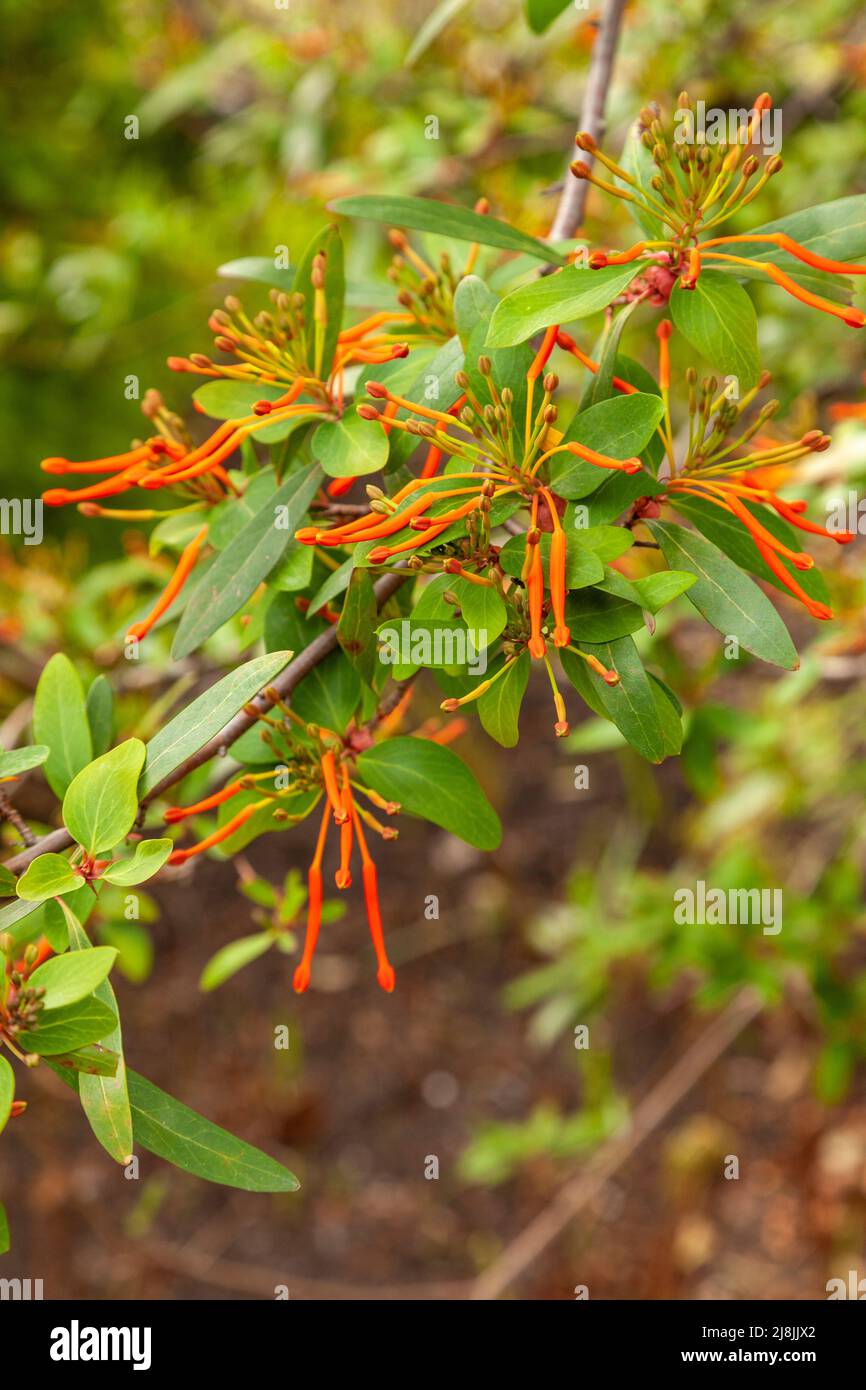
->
[547,0,629,244]
[0,790,36,848]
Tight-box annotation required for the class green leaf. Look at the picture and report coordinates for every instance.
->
[28,946,117,1010]
[357,735,501,849]
[312,407,388,478]
[329,193,564,265]
[579,298,641,410]
[337,568,378,685]
[669,273,759,390]
[200,933,274,991]
[526,0,571,34]
[550,393,665,499]
[451,579,508,644]
[124,1070,299,1192]
[85,676,113,758]
[20,996,118,1055]
[0,1202,8,1254]
[49,1044,119,1078]
[67,915,133,1164]
[565,588,645,642]
[293,224,345,379]
[377,617,485,669]
[101,839,173,887]
[33,654,93,798]
[0,896,48,937]
[562,636,668,763]
[453,274,499,346]
[478,652,530,747]
[630,570,696,613]
[307,555,354,616]
[270,539,315,593]
[486,264,642,348]
[172,466,322,659]
[0,1054,13,1136]
[570,522,636,563]
[0,882,97,950]
[207,470,276,550]
[62,739,146,855]
[0,744,49,781]
[49,1058,300,1191]
[648,675,684,758]
[15,853,81,902]
[647,520,799,669]
[140,651,294,796]
[192,381,309,444]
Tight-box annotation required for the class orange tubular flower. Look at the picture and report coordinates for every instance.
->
[528,535,546,659]
[164,775,249,823]
[168,797,271,865]
[352,806,395,994]
[566,441,642,474]
[126,526,209,643]
[699,252,866,328]
[555,332,638,396]
[541,488,570,648]
[321,749,347,823]
[699,232,866,278]
[576,94,866,325]
[657,318,673,390]
[751,534,833,621]
[293,803,331,994]
[335,767,354,889]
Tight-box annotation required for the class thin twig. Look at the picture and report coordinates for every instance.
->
[547,0,629,244]
[469,986,763,1300]
[0,790,37,847]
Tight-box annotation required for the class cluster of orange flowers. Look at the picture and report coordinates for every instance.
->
[573,92,866,326]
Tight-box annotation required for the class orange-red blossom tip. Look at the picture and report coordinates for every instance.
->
[377,962,396,993]
[293,962,313,993]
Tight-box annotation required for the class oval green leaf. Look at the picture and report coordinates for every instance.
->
[357,735,501,849]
